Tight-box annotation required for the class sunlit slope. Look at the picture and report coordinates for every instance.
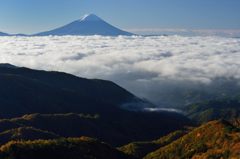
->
[144,120,240,159]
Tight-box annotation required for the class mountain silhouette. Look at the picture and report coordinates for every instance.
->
[35,14,134,36]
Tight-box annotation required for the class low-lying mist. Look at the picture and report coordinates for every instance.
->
[0,35,240,107]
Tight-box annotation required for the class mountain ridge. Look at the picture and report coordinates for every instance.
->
[0,64,192,146]
[119,120,240,159]
[0,120,239,159]
[0,64,151,118]
[34,14,134,36]
[0,14,134,36]
[143,120,240,159]
[0,112,192,146]
[0,137,132,159]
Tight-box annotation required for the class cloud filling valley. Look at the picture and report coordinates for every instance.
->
[0,35,240,106]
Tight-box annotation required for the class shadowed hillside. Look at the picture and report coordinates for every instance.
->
[0,127,60,145]
[0,113,191,146]
[0,65,147,118]
[184,96,240,124]
[0,65,192,146]
[1,120,239,159]
[0,137,132,159]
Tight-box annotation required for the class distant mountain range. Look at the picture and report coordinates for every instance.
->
[0,32,28,36]
[0,14,134,36]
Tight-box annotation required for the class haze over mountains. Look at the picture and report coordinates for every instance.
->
[0,14,133,36]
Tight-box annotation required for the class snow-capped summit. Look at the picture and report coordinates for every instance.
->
[34,14,134,36]
[80,14,102,22]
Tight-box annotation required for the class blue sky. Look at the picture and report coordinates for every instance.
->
[0,0,240,34]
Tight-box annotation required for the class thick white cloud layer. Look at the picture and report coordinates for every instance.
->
[0,35,240,104]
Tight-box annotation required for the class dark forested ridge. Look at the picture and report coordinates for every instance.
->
[0,112,191,146]
[0,120,239,159]
[0,64,239,158]
[0,64,191,147]
[0,64,148,118]
[0,137,132,159]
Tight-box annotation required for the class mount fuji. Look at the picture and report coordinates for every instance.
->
[35,14,134,36]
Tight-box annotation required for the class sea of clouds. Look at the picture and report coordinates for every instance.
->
[0,35,240,106]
